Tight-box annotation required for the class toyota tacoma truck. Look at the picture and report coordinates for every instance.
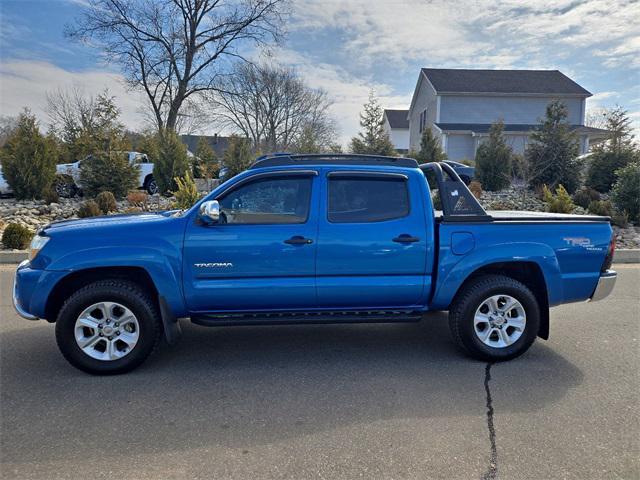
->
[13,155,617,374]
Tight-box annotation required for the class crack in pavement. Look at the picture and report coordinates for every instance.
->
[481,362,498,480]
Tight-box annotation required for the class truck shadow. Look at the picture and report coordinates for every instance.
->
[0,312,583,464]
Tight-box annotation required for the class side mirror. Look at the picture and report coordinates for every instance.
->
[199,200,220,224]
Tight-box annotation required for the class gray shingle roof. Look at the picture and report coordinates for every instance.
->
[383,109,409,129]
[180,134,232,159]
[422,69,591,96]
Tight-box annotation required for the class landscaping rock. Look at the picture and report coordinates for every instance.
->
[0,194,176,249]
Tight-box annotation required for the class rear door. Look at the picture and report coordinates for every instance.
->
[183,170,319,313]
[316,169,429,308]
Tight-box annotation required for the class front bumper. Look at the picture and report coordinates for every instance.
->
[12,260,39,320]
[589,270,617,302]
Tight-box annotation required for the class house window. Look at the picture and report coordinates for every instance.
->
[419,109,427,133]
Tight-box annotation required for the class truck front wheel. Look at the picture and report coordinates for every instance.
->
[449,275,540,361]
[55,280,162,375]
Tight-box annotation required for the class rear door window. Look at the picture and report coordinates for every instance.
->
[328,175,409,223]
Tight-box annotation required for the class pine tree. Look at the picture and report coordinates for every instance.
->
[0,111,57,200]
[349,91,396,156]
[79,151,139,199]
[416,127,447,163]
[222,135,253,180]
[75,93,137,198]
[153,130,190,194]
[475,120,512,191]
[193,137,218,179]
[586,107,639,192]
[526,100,580,193]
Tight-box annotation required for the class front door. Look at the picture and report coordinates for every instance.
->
[183,171,319,313]
[316,170,428,308]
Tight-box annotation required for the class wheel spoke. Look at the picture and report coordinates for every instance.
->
[118,331,138,348]
[77,316,100,329]
[486,296,499,314]
[507,315,526,330]
[105,339,116,360]
[499,328,513,346]
[499,297,517,314]
[478,327,493,342]
[474,312,491,326]
[118,314,136,327]
[78,334,100,350]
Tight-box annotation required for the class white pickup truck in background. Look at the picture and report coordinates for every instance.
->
[0,166,11,196]
[1,152,157,197]
[55,151,157,196]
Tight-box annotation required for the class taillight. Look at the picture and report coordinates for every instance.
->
[602,234,616,272]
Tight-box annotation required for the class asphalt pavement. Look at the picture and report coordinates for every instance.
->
[0,265,638,480]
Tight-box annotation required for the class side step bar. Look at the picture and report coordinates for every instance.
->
[191,310,423,327]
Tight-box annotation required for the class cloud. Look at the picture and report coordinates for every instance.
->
[291,0,486,69]
[276,49,412,145]
[0,60,148,131]
[291,0,640,73]
[588,91,620,108]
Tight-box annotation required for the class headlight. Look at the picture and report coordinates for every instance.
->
[29,235,50,261]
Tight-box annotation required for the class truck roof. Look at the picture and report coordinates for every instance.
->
[250,154,419,170]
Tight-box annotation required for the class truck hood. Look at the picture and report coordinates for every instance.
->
[42,211,179,234]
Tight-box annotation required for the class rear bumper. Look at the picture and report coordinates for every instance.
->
[13,260,39,320]
[589,270,617,302]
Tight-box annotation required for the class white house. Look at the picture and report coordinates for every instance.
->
[404,68,608,161]
[382,109,410,153]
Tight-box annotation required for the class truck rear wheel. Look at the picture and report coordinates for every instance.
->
[145,176,158,195]
[449,275,540,361]
[55,280,161,375]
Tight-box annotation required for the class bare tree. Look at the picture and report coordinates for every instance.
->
[0,115,19,148]
[46,87,99,145]
[586,107,610,130]
[208,62,337,152]
[66,0,287,133]
[46,88,128,161]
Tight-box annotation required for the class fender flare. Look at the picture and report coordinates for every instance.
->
[46,246,186,318]
[431,241,562,310]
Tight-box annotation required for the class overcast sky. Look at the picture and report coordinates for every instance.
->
[1,0,638,145]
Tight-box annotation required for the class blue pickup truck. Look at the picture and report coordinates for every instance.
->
[13,155,617,374]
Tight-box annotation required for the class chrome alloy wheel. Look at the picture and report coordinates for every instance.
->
[473,294,526,348]
[74,302,140,361]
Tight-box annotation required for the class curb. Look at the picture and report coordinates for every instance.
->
[0,251,28,264]
[1,249,639,265]
[613,249,640,264]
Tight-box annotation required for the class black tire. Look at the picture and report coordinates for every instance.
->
[55,280,162,375]
[145,176,158,195]
[449,274,540,361]
[53,175,78,198]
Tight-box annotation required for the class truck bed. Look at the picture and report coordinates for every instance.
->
[435,210,610,223]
